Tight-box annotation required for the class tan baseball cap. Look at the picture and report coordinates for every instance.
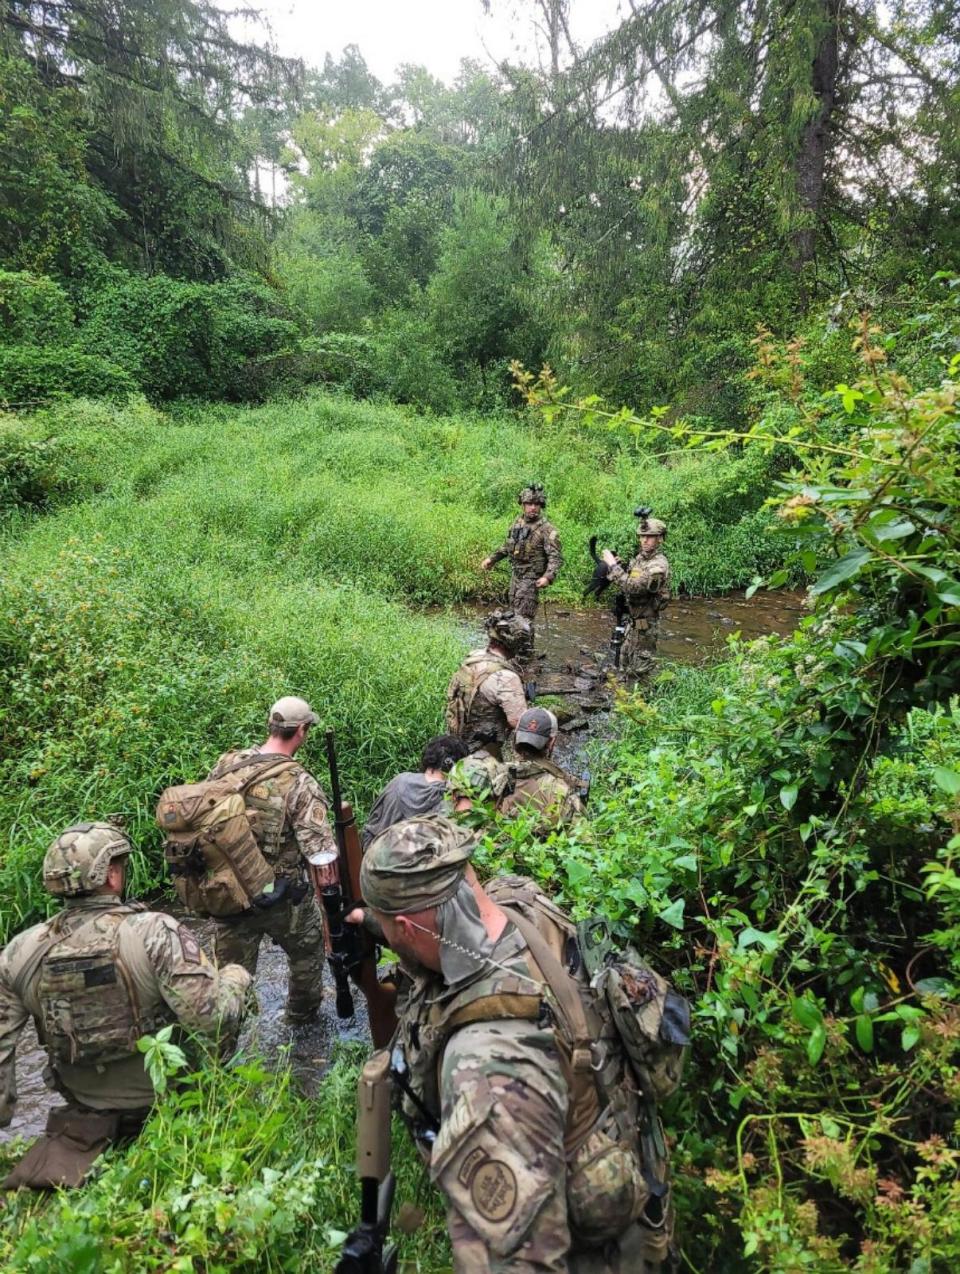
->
[268,696,320,729]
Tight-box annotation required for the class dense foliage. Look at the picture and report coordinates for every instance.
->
[1,2,959,1270]
[2,1,958,412]
[0,1045,449,1271]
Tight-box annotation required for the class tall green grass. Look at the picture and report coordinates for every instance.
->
[4,392,785,596]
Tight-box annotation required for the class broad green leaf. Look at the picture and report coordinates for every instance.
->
[792,996,822,1031]
[901,1025,921,1051]
[914,977,952,996]
[811,547,872,595]
[933,768,960,796]
[855,1014,874,1052]
[869,517,915,542]
[807,1024,827,1065]
[738,927,779,953]
[673,854,698,872]
[779,784,798,811]
[657,898,685,930]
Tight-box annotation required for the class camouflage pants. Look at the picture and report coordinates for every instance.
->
[508,575,539,659]
[214,892,324,1020]
[622,616,660,678]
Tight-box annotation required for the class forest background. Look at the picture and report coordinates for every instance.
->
[0,1,959,1271]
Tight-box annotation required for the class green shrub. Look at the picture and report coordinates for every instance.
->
[0,1046,449,1271]
[0,345,136,405]
[79,271,303,401]
[0,271,74,347]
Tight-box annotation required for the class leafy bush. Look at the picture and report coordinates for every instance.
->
[79,271,303,401]
[0,345,136,405]
[0,271,74,347]
[0,1046,449,1271]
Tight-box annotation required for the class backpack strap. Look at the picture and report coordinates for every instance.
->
[215,752,301,785]
[499,904,601,1152]
[445,993,544,1033]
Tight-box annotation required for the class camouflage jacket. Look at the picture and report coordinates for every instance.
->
[394,876,666,1269]
[0,896,251,1121]
[607,549,671,621]
[445,651,527,751]
[499,758,585,832]
[209,747,336,884]
[489,515,563,582]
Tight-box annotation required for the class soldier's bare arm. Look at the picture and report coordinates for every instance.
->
[433,1020,571,1272]
[0,950,30,1126]
[135,914,251,1039]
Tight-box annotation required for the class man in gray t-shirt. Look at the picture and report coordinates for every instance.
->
[361,735,469,849]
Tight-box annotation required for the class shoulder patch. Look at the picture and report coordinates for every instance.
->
[471,1159,518,1223]
[178,927,203,965]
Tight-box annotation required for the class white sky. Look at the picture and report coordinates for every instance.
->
[239,0,626,85]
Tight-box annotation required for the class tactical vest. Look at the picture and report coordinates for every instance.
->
[623,551,671,622]
[397,876,685,1254]
[506,517,552,578]
[36,905,175,1069]
[445,651,517,749]
[501,757,576,815]
[212,751,303,878]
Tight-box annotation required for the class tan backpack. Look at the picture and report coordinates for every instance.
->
[156,754,297,917]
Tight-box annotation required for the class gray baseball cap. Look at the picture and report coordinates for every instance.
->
[268,696,320,729]
[515,707,558,750]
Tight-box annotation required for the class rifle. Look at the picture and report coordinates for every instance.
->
[335,1050,398,1274]
[316,730,398,1048]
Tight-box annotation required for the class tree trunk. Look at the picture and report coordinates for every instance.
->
[793,0,840,272]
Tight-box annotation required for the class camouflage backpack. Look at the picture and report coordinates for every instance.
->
[156,753,296,917]
[36,905,173,1067]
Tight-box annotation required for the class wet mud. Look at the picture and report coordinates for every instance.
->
[1,589,801,1146]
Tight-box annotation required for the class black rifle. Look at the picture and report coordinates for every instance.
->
[336,1051,398,1274]
[324,729,360,1020]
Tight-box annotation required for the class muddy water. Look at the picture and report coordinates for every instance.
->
[495,589,804,670]
[1,589,801,1147]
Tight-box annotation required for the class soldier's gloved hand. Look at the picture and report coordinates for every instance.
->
[251,876,290,909]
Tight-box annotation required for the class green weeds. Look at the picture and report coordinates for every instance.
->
[0,1045,449,1272]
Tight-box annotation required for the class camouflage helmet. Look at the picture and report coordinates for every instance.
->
[484,608,532,653]
[635,511,667,539]
[518,482,547,507]
[43,822,134,897]
[361,815,477,915]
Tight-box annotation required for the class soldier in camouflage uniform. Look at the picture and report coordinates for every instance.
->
[482,484,563,661]
[500,707,585,834]
[445,611,530,759]
[359,817,675,1273]
[208,695,336,1025]
[0,822,250,1189]
[601,515,671,678]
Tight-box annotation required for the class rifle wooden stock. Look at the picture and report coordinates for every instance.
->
[311,797,397,1048]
